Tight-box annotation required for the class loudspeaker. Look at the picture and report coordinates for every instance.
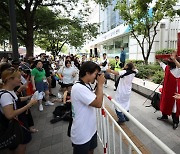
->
[94,48,98,56]
[90,49,93,56]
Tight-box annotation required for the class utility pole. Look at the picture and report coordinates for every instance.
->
[9,0,19,61]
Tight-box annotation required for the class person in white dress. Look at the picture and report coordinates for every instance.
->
[107,62,138,124]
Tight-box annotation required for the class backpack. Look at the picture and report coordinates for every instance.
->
[50,103,72,124]
[146,93,160,112]
[0,90,23,150]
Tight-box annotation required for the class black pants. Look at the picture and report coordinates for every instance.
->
[162,113,179,124]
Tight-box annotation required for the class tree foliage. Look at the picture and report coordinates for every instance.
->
[115,0,177,64]
[0,0,109,57]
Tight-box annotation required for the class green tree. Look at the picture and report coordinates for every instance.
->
[0,0,109,57]
[116,0,177,64]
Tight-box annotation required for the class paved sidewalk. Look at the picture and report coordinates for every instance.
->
[104,79,180,153]
[26,85,104,154]
[26,79,180,154]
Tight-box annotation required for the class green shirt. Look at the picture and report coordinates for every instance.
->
[31,67,46,82]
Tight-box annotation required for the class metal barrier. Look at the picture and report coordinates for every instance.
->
[96,92,175,154]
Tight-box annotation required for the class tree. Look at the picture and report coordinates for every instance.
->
[116,0,177,64]
[0,0,109,57]
[35,14,99,57]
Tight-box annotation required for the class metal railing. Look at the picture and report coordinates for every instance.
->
[96,92,175,154]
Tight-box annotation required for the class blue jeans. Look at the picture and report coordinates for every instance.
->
[115,110,129,123]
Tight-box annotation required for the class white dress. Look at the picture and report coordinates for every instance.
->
[115,69,138,111]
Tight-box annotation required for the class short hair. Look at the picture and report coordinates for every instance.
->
[103,53,106,56]
[115,56,119,59]
[79,61,101,78]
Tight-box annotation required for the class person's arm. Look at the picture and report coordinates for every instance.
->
[31,75,36,91]
[89,74,105,108]
[20,95,31,102]
[171,51,180,68]
[106,68,119,76]
[2,99,37,120]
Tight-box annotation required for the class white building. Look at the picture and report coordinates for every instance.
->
[87,0,180,62]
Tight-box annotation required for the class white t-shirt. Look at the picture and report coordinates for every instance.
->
[71,83,96,144]
[115,69,138,111]
[0,90,18,114]
[57,66,76,84]
[101,58,109,71]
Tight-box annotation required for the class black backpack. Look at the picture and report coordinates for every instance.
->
[149,93,160,112]
[0,90,24,150]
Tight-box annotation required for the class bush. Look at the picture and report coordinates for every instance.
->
[135,64,162,79]
[155,48,175,55]
[109,59,116,70]
[152,71,164,84]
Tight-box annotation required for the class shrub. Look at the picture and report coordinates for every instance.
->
[152,71,164,84]
[155,48,175,55]
[109,59,116,70]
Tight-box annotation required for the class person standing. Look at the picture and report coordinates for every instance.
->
[31,60,54,112]
[40,53,56,97]
[114,56,121,91]
[157,58,180,129]
[100,53,109,88]
[107,62,138,124]
[71,61,105,154]
[120,47,126,68]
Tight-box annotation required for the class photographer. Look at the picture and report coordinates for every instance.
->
[71,61,105,154]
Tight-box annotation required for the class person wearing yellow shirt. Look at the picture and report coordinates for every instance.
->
[114,56,121,91]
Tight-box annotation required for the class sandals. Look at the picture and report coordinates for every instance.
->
[30,127,39,133]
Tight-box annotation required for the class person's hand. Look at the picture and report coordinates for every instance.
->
[170,51,177,61]
[173,93,180,100]
[28,98,38,107]
[33,86,36,91]
[72,72,76,78]
[97,73,105,86]
[106,68,111,73]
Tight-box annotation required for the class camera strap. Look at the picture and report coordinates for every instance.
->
[76,79,93,91]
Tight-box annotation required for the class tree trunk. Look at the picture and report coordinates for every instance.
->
[25,25,34,58]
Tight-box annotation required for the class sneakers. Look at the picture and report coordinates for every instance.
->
[157,115,168,120]
[104,84,108,88]
[39,104,43,111]
[45,101,54,106]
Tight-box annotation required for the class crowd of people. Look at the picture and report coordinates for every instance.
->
[1,48,180,154]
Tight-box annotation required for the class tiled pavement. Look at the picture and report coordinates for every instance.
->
[25,79,180,154]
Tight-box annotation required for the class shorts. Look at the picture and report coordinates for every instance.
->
[61,83,73,88]
[35,81,49,92]
[72,132,97,154]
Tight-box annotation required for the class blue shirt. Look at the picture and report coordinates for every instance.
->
[120,51,126,63]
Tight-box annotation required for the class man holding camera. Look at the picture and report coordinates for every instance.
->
[71,61,105,154]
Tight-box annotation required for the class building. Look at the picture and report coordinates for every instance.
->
[87,0,180,62]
